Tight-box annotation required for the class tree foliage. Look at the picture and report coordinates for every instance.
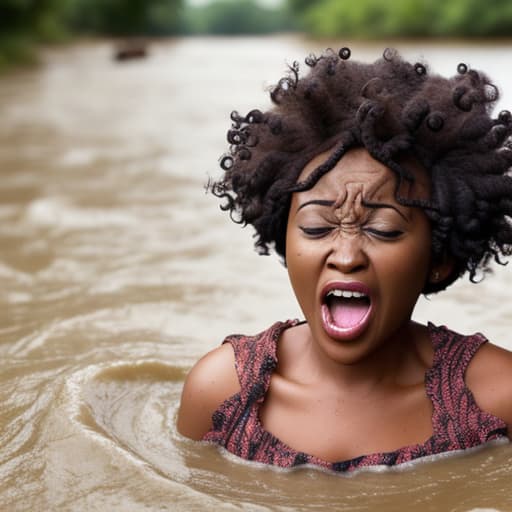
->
[0,0,184,69]
[182,0,294,35]
[434,0,512,37]
[2,0,511,71]
[0,0,70,70]
[67,0,184,36]
[288,0,512,38]
[0,0,69,40]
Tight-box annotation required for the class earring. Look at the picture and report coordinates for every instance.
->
[431,270,441,282]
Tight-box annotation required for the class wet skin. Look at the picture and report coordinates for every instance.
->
[178,147,512,463]
[285,147,433,369]
[257,147,440,460]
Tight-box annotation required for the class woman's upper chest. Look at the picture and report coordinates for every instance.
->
[258,367,434,463]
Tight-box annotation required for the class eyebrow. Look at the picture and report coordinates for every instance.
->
[296,198,409,222]
[296,199,335,212]
[362,200,409,222]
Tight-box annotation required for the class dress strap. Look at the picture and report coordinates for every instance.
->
[223,320,296,404]
[428,322,488,377]
[426,323,507,448]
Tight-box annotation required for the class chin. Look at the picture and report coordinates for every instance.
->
[315,326,379,365]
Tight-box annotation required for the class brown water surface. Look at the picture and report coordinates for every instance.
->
[1,36,512,511]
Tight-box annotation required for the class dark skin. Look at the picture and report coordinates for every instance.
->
[177,148,512,462]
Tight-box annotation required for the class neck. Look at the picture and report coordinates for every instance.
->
[301,321,430,392]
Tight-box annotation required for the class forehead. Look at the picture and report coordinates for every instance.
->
[295,147,429,203]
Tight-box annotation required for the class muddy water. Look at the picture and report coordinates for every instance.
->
[1,36,512,511]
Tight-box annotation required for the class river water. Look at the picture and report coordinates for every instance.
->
[1,36,512,511]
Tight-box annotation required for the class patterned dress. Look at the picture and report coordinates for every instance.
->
[203,320,508,472]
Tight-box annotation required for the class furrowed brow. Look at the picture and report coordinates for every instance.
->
[362,199,409,222]
[296,199,335,212]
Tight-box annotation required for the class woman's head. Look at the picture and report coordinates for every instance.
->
[285,147,436,360]
[210,47,512,293]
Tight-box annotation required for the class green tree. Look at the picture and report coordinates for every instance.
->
[182,0,294,35]
[0,0,69,70]
[0,0,185,70]
[298,0,437,38]
[286,0,512,38]
[67,0,184,36]
[434,0,512,37]
[286,0,315,15]
[0,0,69,40]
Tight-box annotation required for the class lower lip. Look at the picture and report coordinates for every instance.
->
[320,302,373,341]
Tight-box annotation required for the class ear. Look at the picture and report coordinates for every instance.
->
[428,255,455,285]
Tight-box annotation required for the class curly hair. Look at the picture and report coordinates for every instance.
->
[210,47,512,294]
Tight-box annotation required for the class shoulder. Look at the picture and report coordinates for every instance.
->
[177,343,240,440]
[466,338,512,428]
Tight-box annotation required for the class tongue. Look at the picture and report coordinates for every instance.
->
[330,298,369,328]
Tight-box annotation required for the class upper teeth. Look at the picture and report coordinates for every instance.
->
[326,289,366,299]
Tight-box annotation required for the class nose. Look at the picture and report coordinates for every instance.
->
[326,235,369,275]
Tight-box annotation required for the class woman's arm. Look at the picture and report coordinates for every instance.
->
[177,343,240,440]
[467,342,512,429]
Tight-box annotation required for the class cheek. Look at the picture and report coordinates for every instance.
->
[286,249,311,289]
[287,259,313,316]
[286,240,321,310]
[287,237,324,276]
[378,237,431,291]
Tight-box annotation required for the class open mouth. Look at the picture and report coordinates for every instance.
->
[321,285,372,339]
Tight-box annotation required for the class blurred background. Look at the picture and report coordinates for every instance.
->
[2,2,512,511]
[2,0,512,70]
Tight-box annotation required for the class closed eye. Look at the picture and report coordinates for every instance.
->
[364,228,404,240]
[299,226,334,238]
